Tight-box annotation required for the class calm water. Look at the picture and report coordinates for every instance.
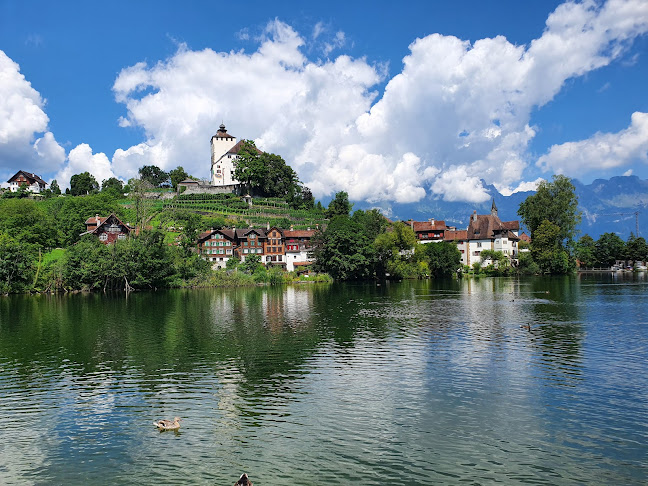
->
[0,275,646,485]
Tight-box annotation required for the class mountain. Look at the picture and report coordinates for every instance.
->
[353,175,648,239]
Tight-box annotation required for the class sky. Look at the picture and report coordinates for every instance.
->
[1,0,647,204]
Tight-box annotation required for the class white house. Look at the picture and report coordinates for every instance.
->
[7,170,47,193]
[210,123,262,188]
[284,229,316,272]
[460,200,520,267]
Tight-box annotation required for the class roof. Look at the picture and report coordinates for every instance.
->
[444,230,468,241]
[467,212,520,241]
[227,140,263,155]
[81,213,132,236]
[197,229,236,242]
[284,230,316,239]
[408,220,447,232]
[519,232,531,242]
[178,179,200,185]
[7,170,47,186]
[211,123,235,139]
[234,228,267,238]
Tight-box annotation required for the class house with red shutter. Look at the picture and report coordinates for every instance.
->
[284,228,316,271]
[406,219,448,243]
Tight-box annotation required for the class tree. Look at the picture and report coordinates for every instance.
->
[233,141,300,198]
[169,166,189,190]
[532,220,571,274]
[518,175,581,274]
[101,177,124,195]
[325,191,352,219]
[311,214,375,280]
[139,165,169,187]
[625,233,648,264]
[575,235,597,268]
[518,175,581,244]
[70,172,99,196]
[595,232,625,267]
[0,233,37,292]
[423,241,462,277]
[50,179,61,195]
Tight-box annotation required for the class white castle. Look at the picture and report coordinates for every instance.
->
[210,123,262,187]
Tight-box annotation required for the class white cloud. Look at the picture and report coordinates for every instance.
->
[44,0,647,203]
[0,50,65,177]
[501,177,545,196]
[537,111,648,175]
[54,144,115,189]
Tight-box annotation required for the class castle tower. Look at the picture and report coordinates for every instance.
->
[211,124,238,186]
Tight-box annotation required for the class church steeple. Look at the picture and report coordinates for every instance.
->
[491,197,498,217]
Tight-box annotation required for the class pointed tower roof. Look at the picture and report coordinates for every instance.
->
[491,197,498,217]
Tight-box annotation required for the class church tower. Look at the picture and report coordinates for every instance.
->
[491,197,498,217]
[211,124,238,186]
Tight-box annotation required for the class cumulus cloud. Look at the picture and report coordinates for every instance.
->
[0,50,65,179]
[97,0,648,204]
[537,111,648,175]
[54,144,115,189]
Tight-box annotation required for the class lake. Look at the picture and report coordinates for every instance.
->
[0,275,646,485]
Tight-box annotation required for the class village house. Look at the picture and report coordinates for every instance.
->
[7,170,47,193]
[284,228,316,272]
[235,228,266,262]
[407,219,448,243]
[81,214,133,244]
[458,200,520,267]
[197,229,236,268]
[264,226,286,267]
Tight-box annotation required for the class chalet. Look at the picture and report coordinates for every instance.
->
[264,226,286,266]
[235,228,266,262]
[7,170,47,193]
[462,200,520,266]
[284,228,316,271]
[197,229,236,268]
[81,213,133,244]
[407,219,447,243]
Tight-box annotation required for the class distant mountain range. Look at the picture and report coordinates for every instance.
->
[354,175,648,240]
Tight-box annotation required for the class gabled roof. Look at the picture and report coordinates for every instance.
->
[197,228,236,242]
[235,228,267,238]
[467,212,520,241]
[226,140,263,156]
[284,230,315,239]
[409,220,447,232]
[7,170,47,186]
[81,213,132,236]
[444,230,468,241]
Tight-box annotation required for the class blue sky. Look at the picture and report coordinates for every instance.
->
[1,0,647,203]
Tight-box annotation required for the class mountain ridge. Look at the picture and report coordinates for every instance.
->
[353,175,648,239]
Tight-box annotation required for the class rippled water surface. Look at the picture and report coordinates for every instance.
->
[0,275,647,485]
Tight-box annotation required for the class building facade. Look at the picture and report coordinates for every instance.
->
[7,170,47,193]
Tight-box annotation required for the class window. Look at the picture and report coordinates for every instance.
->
[243,249,248,254]
[477,242,482,248]
[226,249,232,255]
[99,233,108,241]
[249,234,256,239]
[118,234,126,240]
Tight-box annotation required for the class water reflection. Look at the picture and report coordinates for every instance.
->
[0,277,646,485]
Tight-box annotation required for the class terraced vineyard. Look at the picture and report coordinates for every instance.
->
[161,193,327,230]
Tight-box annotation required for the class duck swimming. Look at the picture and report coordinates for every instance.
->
[234,473,253,486]
[153,417,181,431]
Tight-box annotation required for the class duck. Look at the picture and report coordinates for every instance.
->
[234,473,253,486]
[153,417,181,431]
